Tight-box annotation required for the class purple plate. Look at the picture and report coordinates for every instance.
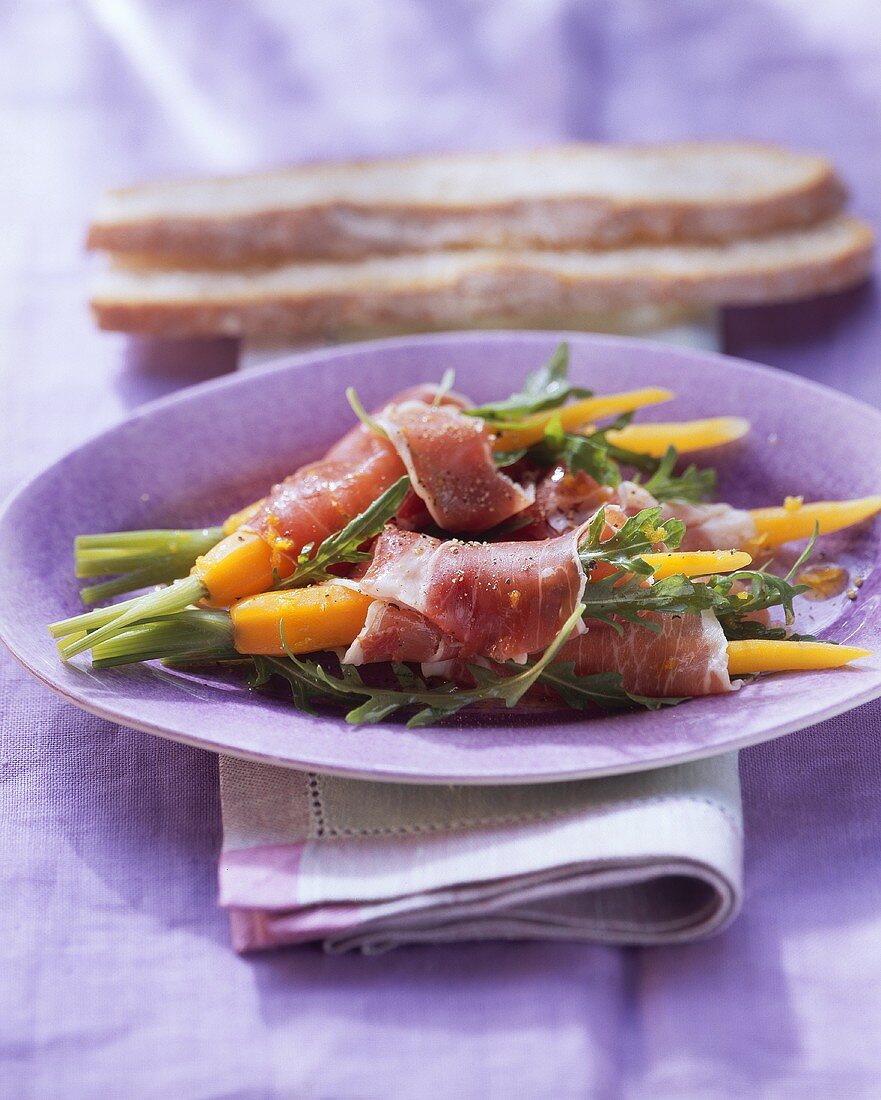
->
[1,331,880,784]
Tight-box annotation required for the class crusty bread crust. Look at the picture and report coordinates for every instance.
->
[87,142,846,264]
[91,215,874,340]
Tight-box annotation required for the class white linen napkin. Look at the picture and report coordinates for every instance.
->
[219,753,742,954]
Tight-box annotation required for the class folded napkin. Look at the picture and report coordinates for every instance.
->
[219,754,742,953]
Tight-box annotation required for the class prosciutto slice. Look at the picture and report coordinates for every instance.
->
[351,524,587,663]
[520,470,656,540]
[518,467,610,539]
[346,593,732,700]
[246,384,464,562]
[344,601,460,666]
[559,611,733,697]
[252,427,401,551]
[377,402,534,533]
[521,466,756,553]
[660,500,757,552]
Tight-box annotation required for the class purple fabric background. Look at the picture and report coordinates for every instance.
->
[2,2,881,1095]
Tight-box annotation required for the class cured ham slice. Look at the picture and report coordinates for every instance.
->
[345,592,734,701]
[252,428,403,564]
[344,600,460,666]
[394,487,435,533]
[519,467,610,539]
[246,384,463,561]
[611,482,755,553]
[559,611,733,697]
[660,500,756,552]
[377,402,534,532]
[352,524,586,662]
[521,466,756,553]
[520,470,655,539]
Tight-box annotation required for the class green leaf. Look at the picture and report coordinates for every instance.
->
[541,662,686,711]
[254,599,686,726]
[345,386,389,439]
[713,524,816,640]
[579,506,685,575]
[578,570,713,632]
[785,524,820,582]
[514,411,672,489]
[574,507,812,635]
[528,414,622,487]
[643,446,717,503]
[572,505,810,635]
[706,568,808,627]
[718,617,818,644]
[601,413,661,474]
[466,343,592,424]
[252,654,324,713]
[277,476,410,589]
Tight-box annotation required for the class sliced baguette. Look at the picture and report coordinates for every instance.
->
[88,143,845,265]
[91,214,874,341]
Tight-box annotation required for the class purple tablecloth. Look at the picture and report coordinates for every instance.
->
[3,3,881,1095]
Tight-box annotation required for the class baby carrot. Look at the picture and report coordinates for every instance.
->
[750,496,881,546]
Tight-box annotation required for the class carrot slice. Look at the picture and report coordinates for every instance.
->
[194,530,287,607]
[222,499,265,535]
[726,639,871,675]
[606,416,750,457]
[750,496,881,546]
[643,550,751,578]
[231,585,372,655]
[492,388,673,451]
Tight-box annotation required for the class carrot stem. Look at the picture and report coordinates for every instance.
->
[57,574,208,659]
[74,526,224,604]
[91,610,236,668]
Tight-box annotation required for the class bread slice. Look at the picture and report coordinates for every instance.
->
[88,143,845,265]
[91,214,873,340]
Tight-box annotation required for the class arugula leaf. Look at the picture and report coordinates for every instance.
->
[254,601,685,726]
[785,525,820,583]
[579,506,685,575]
[276,476,410,589]
[538,662,686,711]
[574,505,722,631]
[575,509,806,634]
[718,617,818,644]
[600,413,661,474]
[643,446,717,503]
[466,343,592,423]
[575,509,811,636]
[701,527,814,639]
[579,571,714,633]
[517,412,666,489]
[250,653,320,714]
[707,568,808,632]
[256,603,587,727]
[345,386,389,439]
[528,414,622,487]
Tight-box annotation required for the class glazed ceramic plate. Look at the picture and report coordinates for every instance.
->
[2,332,881,783]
